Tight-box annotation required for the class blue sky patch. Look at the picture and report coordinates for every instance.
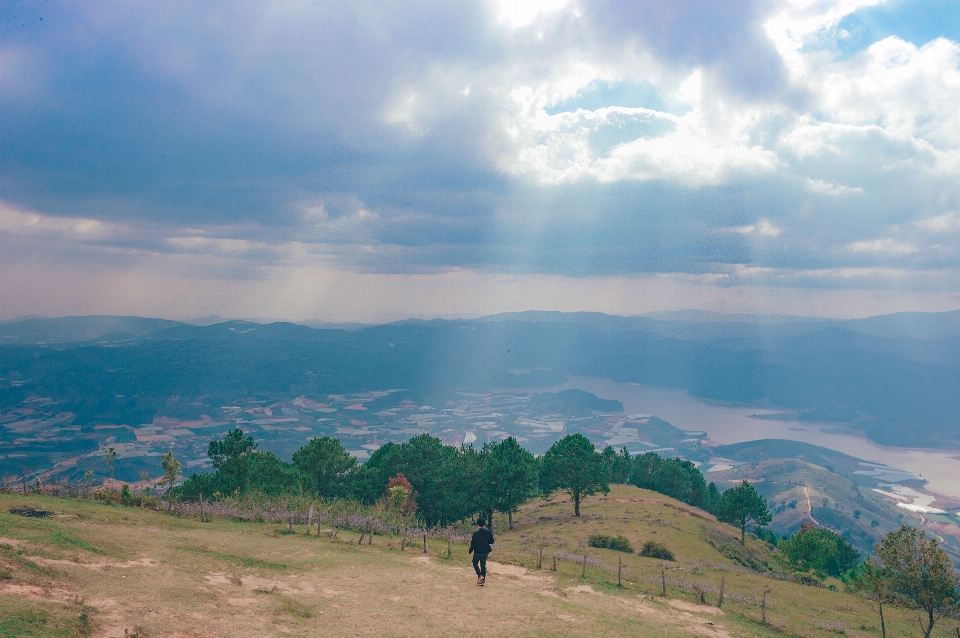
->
[835,0,960,57]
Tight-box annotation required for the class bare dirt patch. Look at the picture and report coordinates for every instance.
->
[665,598,725,615]
[0,583,78,603]
[618,597,731,638]
[204,571,343,600]
[485,561,553,583]
[684,620,731,638]
[32,556,161,571]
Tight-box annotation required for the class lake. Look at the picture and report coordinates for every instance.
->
[549,377,960,500]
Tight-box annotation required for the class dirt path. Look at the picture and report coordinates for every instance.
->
[803,486,821,526]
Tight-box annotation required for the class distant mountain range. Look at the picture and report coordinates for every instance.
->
[1,310,958,448]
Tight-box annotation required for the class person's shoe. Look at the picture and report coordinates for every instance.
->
[478,576,485,586]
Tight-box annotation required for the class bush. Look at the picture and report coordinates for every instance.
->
[588,534,634,553]
[639,540,674,561]
[777,522,860,579]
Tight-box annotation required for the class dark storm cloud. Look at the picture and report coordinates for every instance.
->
[0,0,503,224]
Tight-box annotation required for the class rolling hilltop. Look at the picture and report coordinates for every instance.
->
[0,486,944,637]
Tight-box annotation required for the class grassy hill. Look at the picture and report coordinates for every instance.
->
[706,455,908,556]
[1,486,948,637]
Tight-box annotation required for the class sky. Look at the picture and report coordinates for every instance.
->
[2,0,960,322]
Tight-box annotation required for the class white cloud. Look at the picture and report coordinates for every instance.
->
[764,0,884,74]
[0,202,113,238]
[804,177,863,195]
[916,212,960,233]
[504,97,780,186]
[816,37,960,147]
[164,237,269,254]
[729,219,782,237]
[493,0,571,29]
[846,238,919,255]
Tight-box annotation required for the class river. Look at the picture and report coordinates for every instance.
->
[548,377,960,500]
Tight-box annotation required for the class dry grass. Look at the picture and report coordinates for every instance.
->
[0,486,957,637]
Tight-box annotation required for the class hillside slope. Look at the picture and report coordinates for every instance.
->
[0,486,941,637]
[707,451,909,555]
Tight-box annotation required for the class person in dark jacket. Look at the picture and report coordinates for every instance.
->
[468,518,495,585]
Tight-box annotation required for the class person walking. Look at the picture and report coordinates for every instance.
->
[468,518,495,585]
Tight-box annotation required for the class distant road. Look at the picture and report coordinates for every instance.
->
[802,486,821,527]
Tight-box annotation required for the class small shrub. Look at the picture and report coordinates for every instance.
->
[588,534,612,549]
[639,540,674,561]
[77,611,91,636]
[588,534,634,553]
[608,535,633,553]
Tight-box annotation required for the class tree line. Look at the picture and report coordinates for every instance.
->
[178,429,767,530]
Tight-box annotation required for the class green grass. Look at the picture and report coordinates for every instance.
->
[0,594,90,637]
[0,544,52,576]
[179,544,289,571]
[48,531,104,554]
[0,504,109,559]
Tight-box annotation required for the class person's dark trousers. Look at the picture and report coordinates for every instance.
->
[472,553,488,577]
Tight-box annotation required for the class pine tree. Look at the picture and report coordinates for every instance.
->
[539,434,609,516]
[713,480,771,546]
[483,437,539,529]
[292,436,356,498]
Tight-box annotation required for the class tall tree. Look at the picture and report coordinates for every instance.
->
[857,556,893,638]
[483,437,539,529]
[292,436,356,499]
[458,443,491,528]
[539,434,609,517]
[179,428,303,500]
[160,450,181,512]
[104,446,117,480]
[208,427,256,469]
[707,482,720,511]
[629,451,663,490]
[713,480,771,546]
[629,452,714,511]
[874,525,959,638]
[357,434,472,526]
[205,428,258,495]
[602,446,632,484]
[652,458,693,503]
